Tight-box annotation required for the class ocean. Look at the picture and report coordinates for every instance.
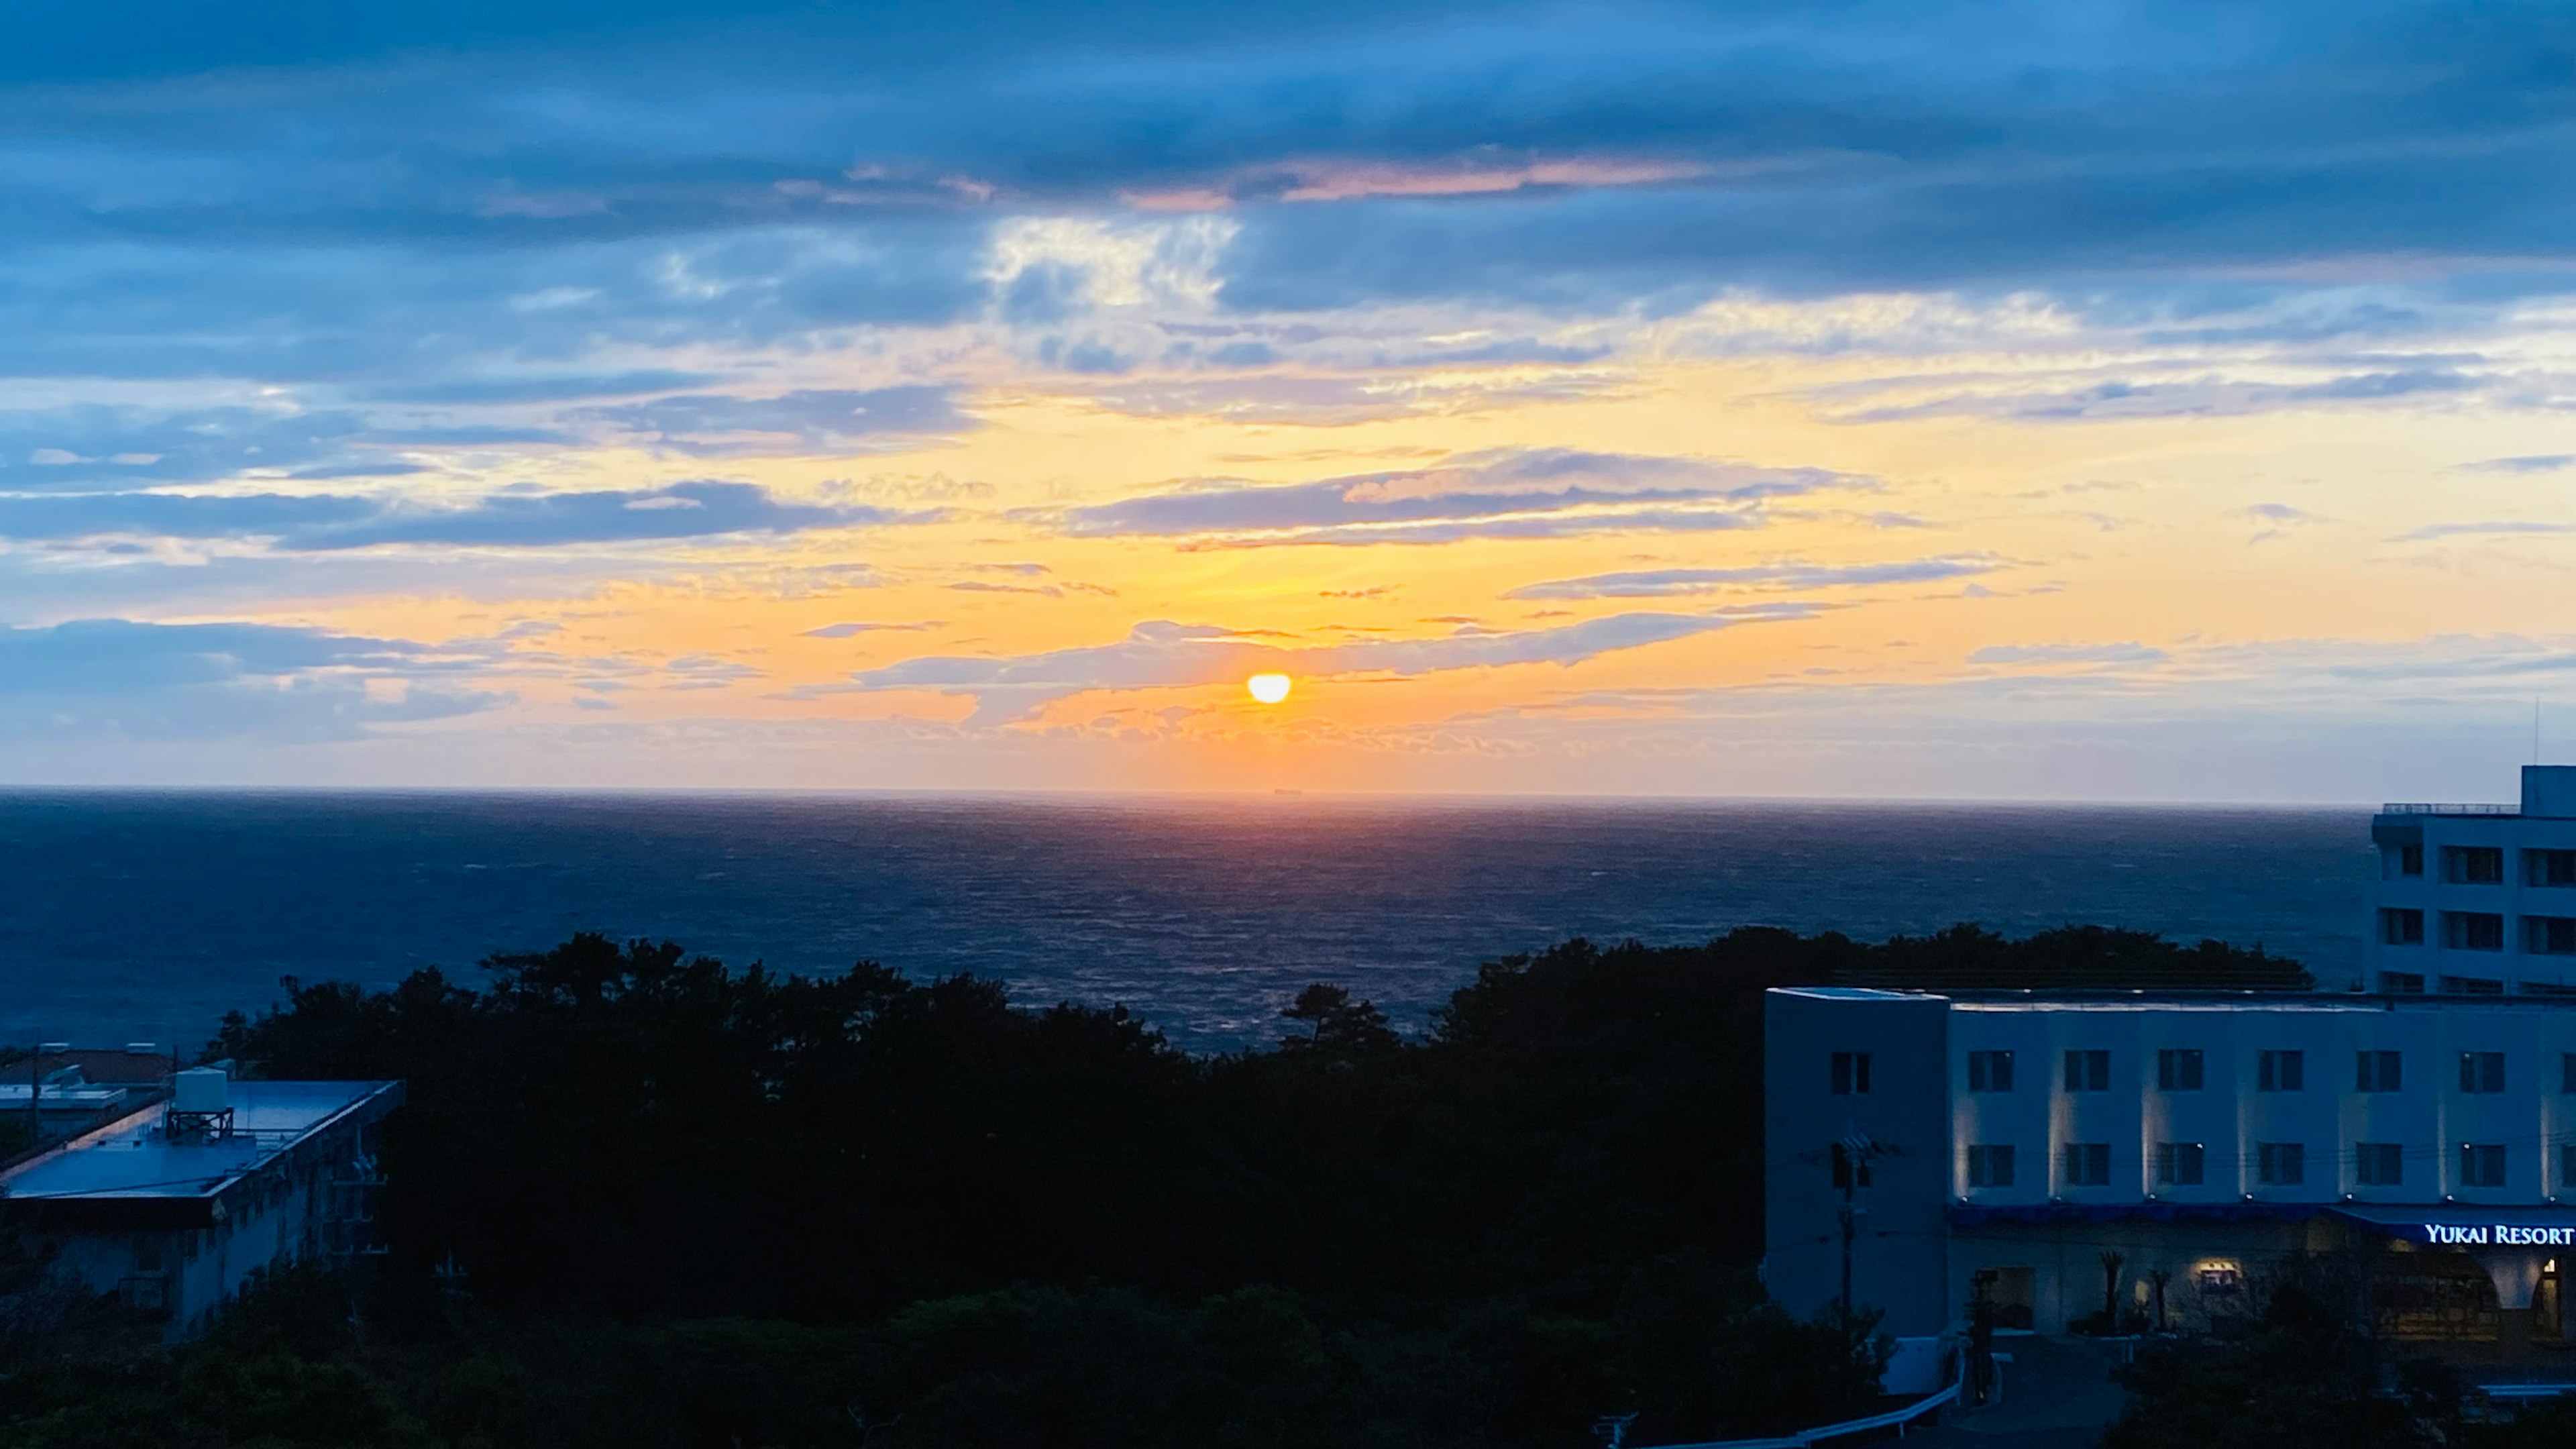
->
[0,792,2373,1052]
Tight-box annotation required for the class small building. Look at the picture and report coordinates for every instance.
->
[0,1071,400,1338]
[0,1044,180,1144]
[2367,765,2576,995]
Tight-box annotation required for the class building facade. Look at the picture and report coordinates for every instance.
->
[1766,987,2576,1350]
[2367,765,2576,996]
[0,1074,400,1338]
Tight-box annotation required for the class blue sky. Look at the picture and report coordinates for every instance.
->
[2,0,2573,796]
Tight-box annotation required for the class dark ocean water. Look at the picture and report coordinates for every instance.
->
[0,792,2375,1051]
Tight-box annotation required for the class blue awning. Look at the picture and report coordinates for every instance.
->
[1949,1201,2324,1227]
[2326,1204,2576,1248]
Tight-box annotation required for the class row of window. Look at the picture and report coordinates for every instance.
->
[1925,1049,2569,1095]
[1962,1140,2559,1189]
[2379,908,2576,953]
[2386,845,2576,885]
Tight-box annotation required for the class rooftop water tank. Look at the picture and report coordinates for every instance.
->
[171,1067,229,1114]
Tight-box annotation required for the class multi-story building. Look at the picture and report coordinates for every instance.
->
[2367,765,2576,995]
[1766,987,2576,1348]
[1763,769,2576,1356]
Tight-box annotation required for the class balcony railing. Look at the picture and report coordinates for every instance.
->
[2380,803,2520,816]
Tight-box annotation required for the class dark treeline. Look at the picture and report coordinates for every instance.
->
[2110,1278,2576,1449]
[0,924,2304,1448]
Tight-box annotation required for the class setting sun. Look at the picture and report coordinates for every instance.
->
[1246,674,1293,705]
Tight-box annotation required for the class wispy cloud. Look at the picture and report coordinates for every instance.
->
[2235,502,2322,543]
[804,621,939,637]
[0,619,504,740]
[831,607,1814,723]
[1504,555,2000,600]
[2394,520,2576,543]
[580,387,969,457]
[1969,642,2169,667]
[0,480,925,551]
[2459,455,2576,474]
[1043,448,1869,549]
[1833,369,2491,425]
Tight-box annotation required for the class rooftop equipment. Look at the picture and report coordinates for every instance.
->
[166,1067,233,1142]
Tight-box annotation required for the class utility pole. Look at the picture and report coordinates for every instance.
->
[1839,1181,1858,1319]
[1835,1128,1887,1322]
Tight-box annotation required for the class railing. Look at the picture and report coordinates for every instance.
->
[1639,1373,1962,1449]
[2380,802,2520,816]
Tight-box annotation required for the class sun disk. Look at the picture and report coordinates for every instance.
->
[1246,673,1293,704]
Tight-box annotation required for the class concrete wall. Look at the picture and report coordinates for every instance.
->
[1764,988,1951,1336]
[22,1119,377,1338]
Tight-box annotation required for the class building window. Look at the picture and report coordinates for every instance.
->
[2446,847,2506,884]
[2440,976,2505,995]
[2381,971,2426,994]
[2528,849,2576,887]
[2063,1142,2110,1187]
[2528,917,2576,956]
[2356,1142,2404,1186]
[2156,1049,2205,1091]
[2391,843,2425,877]
[2063,1049,2110,1092]
[2461,1144,2507,1189]
[2257,1050,2304,1091]
[1831,1051,1872,1095]
[2459,1051,2506,1093]
[2563,1053,2576,1095]
[1966,1051,2015,1093]
[2257,1142,2305,1186]
[2443,912,2506,951]
[2381,908,2424,946]
[1830,1142,1872,1189]
[2357,1051,2404,1092]
[2153,1142,2205,1187]
[2563,1142,2576,1191]
[1967,1144,2016,1189]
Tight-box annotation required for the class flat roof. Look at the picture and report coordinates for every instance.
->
[0,1085,129,1108]
[1767,986,1931,1002]
[1768,986,2576,1012]
[0,1080,395,1202]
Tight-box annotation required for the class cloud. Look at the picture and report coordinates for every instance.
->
[0,402,568,491]
[834,607,1812,722]
[1504,555,2000,600]
[0,619,504,740]
[356,370,720,405]
[1045,448,1869,549]
[2235,502,2322,543]
[1067,370,1632,425]
[1833,369,2491,425]
[2394,520,2576,543]
[1122,153,1710,209]
[2459,455,2576,475]
[0,480,922,551]
[580,386,968,456]
[1969,642,2170,667]
[803,621,937,637]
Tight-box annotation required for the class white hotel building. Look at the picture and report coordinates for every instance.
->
[1764,767,2576,1355]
